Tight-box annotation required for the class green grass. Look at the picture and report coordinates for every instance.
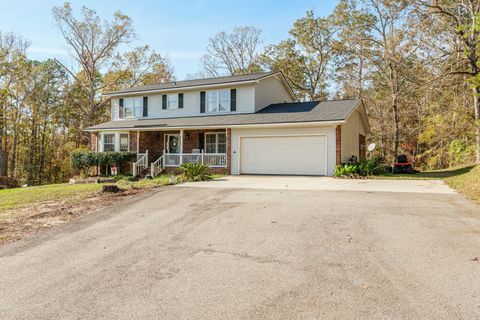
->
[375,166,476,180]
[374,165,480,204]
[0,183,104,213]
[445,165,480,204]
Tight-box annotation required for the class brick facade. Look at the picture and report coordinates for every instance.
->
[126,129,231,174]
[336,125,342,165]
[90,133,98,152]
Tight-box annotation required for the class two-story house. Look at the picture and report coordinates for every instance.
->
[85,71,370,176]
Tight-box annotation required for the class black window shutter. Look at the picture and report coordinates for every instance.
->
[179,93,184,109]
[162,95,167,110]
[230,89,236,111]
[143,96,148,117]
[200,91,205,113]
[199,133,205,151]
[119,98,124,118]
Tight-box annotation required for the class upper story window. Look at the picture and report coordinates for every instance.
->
[124,97,143,118]
[167,94,178,109]
[207,90,229,113]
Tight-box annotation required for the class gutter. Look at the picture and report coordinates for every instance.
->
[84,120,346,132]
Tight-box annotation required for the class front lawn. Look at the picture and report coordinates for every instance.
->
[376,165,480,204]
[0,183,104,214]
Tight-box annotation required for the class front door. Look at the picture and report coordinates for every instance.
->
[165,134,180,165]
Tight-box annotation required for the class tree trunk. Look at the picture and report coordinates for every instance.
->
[392,93,400,163]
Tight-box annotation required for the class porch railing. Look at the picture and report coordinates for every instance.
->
[150,154,165,177]
[133,150,148,177]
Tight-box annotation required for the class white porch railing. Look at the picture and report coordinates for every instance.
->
[150,155,165,177]
[150,153,227,177]
[133,150,148,177]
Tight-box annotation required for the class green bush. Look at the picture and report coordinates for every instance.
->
[70,151,136,176]
[334,157,384,177]
[177,162,211,182]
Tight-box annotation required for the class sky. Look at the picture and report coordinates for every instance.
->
[0,0,339,80]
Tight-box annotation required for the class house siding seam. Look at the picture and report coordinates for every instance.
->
[341,109,366,162]
[254,76,294,112]
[231,126,336,176]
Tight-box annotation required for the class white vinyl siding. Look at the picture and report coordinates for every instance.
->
[112,85,255,120]
[111,98,120,120]
[341,110,366,162]
[231,125,336,176]
[254,75,294,112]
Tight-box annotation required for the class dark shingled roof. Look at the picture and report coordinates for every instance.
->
[106,71,278,95]
[86,99,361,131]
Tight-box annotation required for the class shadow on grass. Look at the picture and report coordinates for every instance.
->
[379,165,476,180]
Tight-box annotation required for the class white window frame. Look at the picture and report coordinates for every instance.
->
[102,133,116,152]
[119,133,130,152]
[205,132,226,154]
[167,94,178,110]
[99,132,130,152]
[123,97,143,118]
[206,89,230,113]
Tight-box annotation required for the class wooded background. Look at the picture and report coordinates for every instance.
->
[1,0,479,185]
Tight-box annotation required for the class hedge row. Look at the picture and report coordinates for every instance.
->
[71,151,137,172]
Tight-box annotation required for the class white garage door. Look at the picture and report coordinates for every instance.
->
[240,135,327,175]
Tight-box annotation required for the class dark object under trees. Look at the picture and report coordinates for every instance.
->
[101,185,123,193]
[393,154,417,174]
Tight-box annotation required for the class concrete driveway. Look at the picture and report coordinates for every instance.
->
[0,177,479,319]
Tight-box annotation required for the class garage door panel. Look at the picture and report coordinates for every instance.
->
[240,135,326,175]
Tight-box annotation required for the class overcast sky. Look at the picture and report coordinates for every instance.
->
[0,0,339,79]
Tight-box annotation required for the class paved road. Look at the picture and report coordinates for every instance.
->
[0,178,479,319]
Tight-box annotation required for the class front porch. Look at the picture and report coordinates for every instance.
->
[127,129,231,176]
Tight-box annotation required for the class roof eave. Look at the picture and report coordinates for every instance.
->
[85,120,345,132]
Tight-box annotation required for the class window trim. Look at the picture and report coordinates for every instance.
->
[102,133,116,152]
[99,132,130,152]
[123,97,143,119]
[167,94,178,110]
[206,89,230,113]
[119,133,130,152]
[204,132,226,154]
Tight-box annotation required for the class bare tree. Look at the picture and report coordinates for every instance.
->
[416,0,480,163]
[52,3,134,133]
[200,26,263,77]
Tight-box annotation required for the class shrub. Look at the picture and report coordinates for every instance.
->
[334,157,384,178]
[177,162,211,182]
[70,151,136,176]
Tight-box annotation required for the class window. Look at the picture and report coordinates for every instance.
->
[120,134,129,151]
[206,90,229,113]
[124,97,142,118]
[167,94,178,109]
[205,133,226,153]
[103,134,115,152]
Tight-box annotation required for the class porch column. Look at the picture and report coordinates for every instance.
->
[180,129,184,164]
[136,130,140,153]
